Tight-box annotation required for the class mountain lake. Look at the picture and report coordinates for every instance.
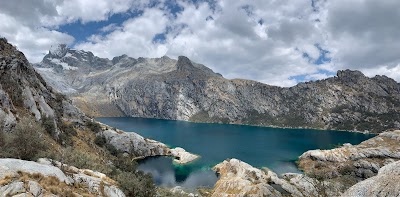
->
[97,117,375,189]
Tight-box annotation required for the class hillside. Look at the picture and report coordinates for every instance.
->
[0,38,192,196]
[35,45,400,133]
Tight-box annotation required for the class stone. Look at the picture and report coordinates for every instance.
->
[0,181,25,197]
[211,158,282,197]
[170,147,200,164]
[0,158,70,184]
[342,160,400,197]
[0,158,125,197]
[99,128,170,157]
[28,181,43,197]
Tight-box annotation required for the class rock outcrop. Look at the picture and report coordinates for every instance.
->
[98,128,199,164]
[211,158,283,197]
[0,158,125,197]
[99,128,170,158]
[35,45,400,133]
[210,158,337,197]
[170,147,200,164]
[298,130,400,180]
[341,160,400,197]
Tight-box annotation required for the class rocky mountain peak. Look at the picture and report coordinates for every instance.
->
[112,54,129,64]
[176,56,196,71]
[337,69,366,79]
[49,44,68,58]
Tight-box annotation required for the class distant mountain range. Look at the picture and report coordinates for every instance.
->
[34,44,400,133]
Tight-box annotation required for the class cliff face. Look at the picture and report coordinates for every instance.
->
[35,45,400,133]
[36,46,400,132]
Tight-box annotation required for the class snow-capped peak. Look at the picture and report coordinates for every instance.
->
[49,44,68,57]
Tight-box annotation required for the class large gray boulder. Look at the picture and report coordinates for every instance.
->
[342,160,400,197]
[0,158,125,197]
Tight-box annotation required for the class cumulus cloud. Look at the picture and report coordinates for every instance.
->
[0,0,399,86]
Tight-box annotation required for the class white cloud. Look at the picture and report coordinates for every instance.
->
[0,0,399,86]
[0,13,74,62]
[76,8,170,58]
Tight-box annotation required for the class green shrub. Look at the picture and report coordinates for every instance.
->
[113,155,138,173]
[106,143,119,156]
[59,122,77,136]
[0,130,5,148]
[94,135,107,147]
[4,117,48,160]
[112,170,156,197]
[86,121,102,133]
[42,116,56,136]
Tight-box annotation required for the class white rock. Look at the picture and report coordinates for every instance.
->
[0,181,25,197]
[170,147,199,164]
[342,160,400,197]
[0,158,70,184]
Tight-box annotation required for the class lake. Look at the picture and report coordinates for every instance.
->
[97,117,375,189]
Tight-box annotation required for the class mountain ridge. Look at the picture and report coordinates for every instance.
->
[35,44,400,133]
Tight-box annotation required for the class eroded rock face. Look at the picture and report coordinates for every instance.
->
[99,128,170,157]
[211,158,282,197]
[298,130,400,180]
[341,160,400,197]
[0,158,125,197]
[35,45,400,133]
[210,158,335,197]
[0,38,86,135]
[98,128,200,164]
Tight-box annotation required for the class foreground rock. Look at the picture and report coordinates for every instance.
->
[210,158,336,197]
[211,158,283,197]
[0,158,125,197]
[298,130,400,181]
[211,130,400,196]
[342,160,400,197]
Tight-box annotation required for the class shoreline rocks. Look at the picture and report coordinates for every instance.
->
[98,127,200,164]
[170,147,200,164]
[298,130,400,180]
[210,130,400,196]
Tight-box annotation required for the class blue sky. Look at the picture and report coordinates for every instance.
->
[1,0,400,86]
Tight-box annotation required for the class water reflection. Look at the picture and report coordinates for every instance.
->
[137,156,218,189]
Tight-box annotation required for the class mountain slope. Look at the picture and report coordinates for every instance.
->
[35,45,400,133]
[0,38,193,196]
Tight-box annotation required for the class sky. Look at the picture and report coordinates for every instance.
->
[0,0,399,87]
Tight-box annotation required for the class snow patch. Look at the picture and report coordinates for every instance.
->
[64,52,77,60]
[49,58,78,70]
[49,44,67,57]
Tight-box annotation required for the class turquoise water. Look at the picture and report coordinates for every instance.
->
[97,117,375,189]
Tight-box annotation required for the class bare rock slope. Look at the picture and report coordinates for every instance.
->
[36,45,400,133]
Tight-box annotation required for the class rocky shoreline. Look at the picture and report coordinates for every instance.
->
[97,124,200,164]
[209,130,400,197]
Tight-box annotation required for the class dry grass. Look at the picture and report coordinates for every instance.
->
[0,174,15,186]
[9,171,96,196]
